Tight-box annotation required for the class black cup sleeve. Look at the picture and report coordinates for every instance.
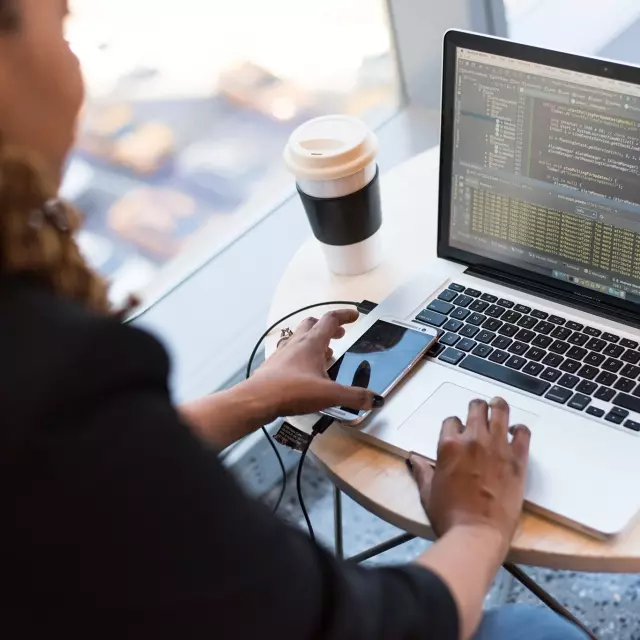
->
[297,167,382,247]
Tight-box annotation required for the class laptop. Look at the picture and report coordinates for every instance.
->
[350,30,640,539]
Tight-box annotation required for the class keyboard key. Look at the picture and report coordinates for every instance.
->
[541,368,562,382]
[514,329,536,343]
[443,318,464,333]
[568,393,591,411]
[451,307,471,321]
[485,305,505,318]
[576,380,598,395]
[439,348,466,365]
[595,387,616,401]
[587,406,605,418]
[497,298,514,308]
[472,344,493,358]
[416,310,447,327]
[612,394,640,414]
[504,356,527,369]
[583,326,602,337]
[481,293,498,303]
[531,334,553,349]
[524,346,546,362]
[517,316,538,329]
[584,352,606,367]
[605,412,624,424]
[475,330,496,344]
[514,304,532,314]
[560,359,581,374]
[585,338,606,352]
[508,342,528,356]
[550,326,572,340]
[438,289,458,303]
[620,338,639,349]
[558,374,579,389]
[466,313,486,326]
[427,299,454,315]
[542,353,563,368]
[497,324,519,337]
[483,318,502,332]
[633,384,640,398]
[603,344,624,358]
[549,340,570,355]
[488,350,509,364]
[492,335,513,350]
[546,386,572,404]
[602,358,623,373]
[469,299,489,313]
[534,321,554,335]
[457,338,477,352]
[624,420,640,432]
[565,321,584,331]
[523,361,544,377]
[602,332,620,343]
[568,332,589,346]
[615,378,636,393]
[459,324,480,338]
[459,355,550,396]
[440,332,461,346]
[621,364,640,380]
[566,346,587,361]
[502,311,522,324]
[548,315,566,325]
[577,365,599,381]
[428,343,447,358]
[453,294,473,307]
[595,371,617,387]
[448,283,465,292]
[530,309,548,319]
[464,288,481,297]
[622,349,640,365]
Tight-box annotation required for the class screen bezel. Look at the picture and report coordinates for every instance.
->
[322,318,438,423]
[438,30,640,320]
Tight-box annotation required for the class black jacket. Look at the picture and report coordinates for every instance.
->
[0,278,458,639]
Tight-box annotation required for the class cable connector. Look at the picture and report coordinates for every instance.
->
[312,414,334,435]
[356,299,378,315]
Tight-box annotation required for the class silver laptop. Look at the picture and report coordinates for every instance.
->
[351,30,640,539]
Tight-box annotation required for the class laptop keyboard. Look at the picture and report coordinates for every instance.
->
[417,283,640,433]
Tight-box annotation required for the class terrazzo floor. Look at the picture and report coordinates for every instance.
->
[263,456,640,640]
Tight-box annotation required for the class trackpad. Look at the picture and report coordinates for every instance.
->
[397,382,539,461]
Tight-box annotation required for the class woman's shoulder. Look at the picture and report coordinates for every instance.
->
[0,277,171,414]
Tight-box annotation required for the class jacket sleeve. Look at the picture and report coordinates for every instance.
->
[23,319,459,639]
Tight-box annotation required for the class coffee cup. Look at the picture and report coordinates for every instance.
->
[284,115,382,276]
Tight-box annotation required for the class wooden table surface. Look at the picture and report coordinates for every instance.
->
[267,146,640,573]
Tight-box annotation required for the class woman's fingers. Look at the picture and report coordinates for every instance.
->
[312,309,359,343]
[409,454,434,505]
[464,399,489,439]
[510,424,532,467]
[489,396,510,439]
[315,379,381,412]
[296,317,318,334]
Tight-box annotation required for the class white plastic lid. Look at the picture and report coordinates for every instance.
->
[284,115,379,181]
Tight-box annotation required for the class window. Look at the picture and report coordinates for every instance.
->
[64,0,400,306]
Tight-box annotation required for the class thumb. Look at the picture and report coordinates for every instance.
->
[409,453,434,501]
[320,380,384,412]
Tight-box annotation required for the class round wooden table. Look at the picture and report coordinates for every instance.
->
[267,146,640,574]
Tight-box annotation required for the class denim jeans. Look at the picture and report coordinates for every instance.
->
[474,605,590,639]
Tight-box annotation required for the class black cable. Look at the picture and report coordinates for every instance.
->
[245,300,364,516]
[296,434,316,543]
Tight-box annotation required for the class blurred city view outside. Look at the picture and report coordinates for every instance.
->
[63,0,400,305]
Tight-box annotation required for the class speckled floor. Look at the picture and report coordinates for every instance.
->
[263,457,640,640]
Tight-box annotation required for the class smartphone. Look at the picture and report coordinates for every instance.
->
[322,318,439,425]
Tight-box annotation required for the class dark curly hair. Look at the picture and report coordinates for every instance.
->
[0,0,18,31]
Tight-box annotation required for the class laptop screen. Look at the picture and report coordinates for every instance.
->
[448,46,640,305]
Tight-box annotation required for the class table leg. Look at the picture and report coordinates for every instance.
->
[334,485,344,560]
[503,563,597,640]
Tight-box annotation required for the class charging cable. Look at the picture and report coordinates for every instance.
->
[246,299,378,516]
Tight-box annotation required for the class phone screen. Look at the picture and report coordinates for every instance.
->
[327,320,435,415]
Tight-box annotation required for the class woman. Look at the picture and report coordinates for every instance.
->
[0,2,588,638]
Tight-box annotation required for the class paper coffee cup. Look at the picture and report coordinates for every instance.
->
[284,115,382,276]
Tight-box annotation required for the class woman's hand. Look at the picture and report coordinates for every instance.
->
[410,397,531,554]
[250,309,383,421]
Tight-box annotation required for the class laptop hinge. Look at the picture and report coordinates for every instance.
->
[465,265,640,330]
